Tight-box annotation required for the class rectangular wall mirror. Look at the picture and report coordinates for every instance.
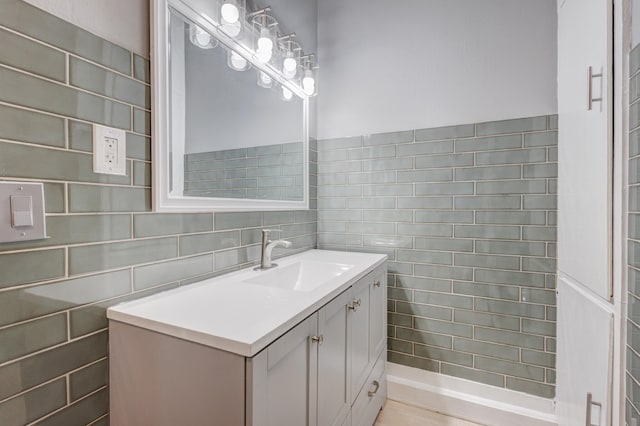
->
[152,0,310,211]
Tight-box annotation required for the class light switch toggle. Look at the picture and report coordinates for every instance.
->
[11,195,34,228]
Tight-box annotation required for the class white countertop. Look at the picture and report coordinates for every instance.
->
[107,249,386,357]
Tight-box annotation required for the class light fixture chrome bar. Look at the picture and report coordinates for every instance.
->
[247,6,271,18]
[277,32,296,41]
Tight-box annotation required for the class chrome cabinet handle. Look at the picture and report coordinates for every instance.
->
[311,335,323,345]
[585,392,602,426]
[587,66,603,111]
[373,280,381,288]
[348,299,361,311]
[367,380,380,397]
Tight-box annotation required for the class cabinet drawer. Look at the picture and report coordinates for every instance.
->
[351,350,387,426]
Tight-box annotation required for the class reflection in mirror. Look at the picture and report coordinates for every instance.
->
[153,0,309,211]
[166,6,306,205]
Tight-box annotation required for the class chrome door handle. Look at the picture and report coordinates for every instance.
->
[367,380,380,397]
[587,66,603,111]
[585,392,602,426]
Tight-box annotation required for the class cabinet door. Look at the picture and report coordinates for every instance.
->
[369,268,387,361]
[556,275,613,426]
[557,0,614,424]
[318,289,352,426]
[557,0,612,300]
[247,314,318,426]
[350,275,372,402]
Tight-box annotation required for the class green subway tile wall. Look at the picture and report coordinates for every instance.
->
[184,142,304,200]
[628,42,640,425]
[317,115,558,398]
[0,1,317,424]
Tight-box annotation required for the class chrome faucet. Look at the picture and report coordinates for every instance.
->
[256,229,292,270]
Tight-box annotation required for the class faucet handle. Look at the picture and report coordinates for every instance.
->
[262,229,282,234]
[262,229,282,240]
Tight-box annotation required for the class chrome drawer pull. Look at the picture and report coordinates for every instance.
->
[373,280,381,288]
[311,335,323,345]
[367,380,380,397]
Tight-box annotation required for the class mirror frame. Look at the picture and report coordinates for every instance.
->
[151,0,310,212]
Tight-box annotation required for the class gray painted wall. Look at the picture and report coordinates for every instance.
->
[317,0,558,139]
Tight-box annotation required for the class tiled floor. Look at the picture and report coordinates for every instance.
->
[375,400,484,426]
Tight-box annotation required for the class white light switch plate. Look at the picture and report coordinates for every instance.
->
[0,182,47,244]
[93,124,127,175]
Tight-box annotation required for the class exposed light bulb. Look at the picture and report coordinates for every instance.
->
[255,48,272,63]
[257,28,273,52]
[193,27,212,48]
[222,21,241,37]
[229,51,248,70]
[302,70,315,96]
[260,72,272,85]
[258,37,273,52]
[221,3,239,23]
[282,86,293,101]
[254,28,273,63]
[283,56,297,78]
[283,57,297,72]
[257,71,274,88]
[189,24,217,49]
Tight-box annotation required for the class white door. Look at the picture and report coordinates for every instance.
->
[556,0,614,424]
[557,0,613,300]
[318,289,351,426]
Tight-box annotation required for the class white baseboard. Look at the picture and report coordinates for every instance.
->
[386,362,557,426]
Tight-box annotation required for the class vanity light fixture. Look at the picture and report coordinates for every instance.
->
[249,8,277,64]
[219,0,244,38]
[300,54,316,96]
[278,34,300,79]
[188,23,218,49]
[208,1,318,97]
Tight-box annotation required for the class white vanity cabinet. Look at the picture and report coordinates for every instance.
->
[247,288,352,426]
[109,251,387,426]
[244,265,387,426]
[317,289,351,426]
[246,313,319,426]
[246,265,387,426]
[349,269,386,406]
[349,268,387,426]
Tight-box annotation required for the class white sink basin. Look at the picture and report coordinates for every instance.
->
[243,260,354,292]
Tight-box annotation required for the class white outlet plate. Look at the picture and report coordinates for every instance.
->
[93,124,127,175]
